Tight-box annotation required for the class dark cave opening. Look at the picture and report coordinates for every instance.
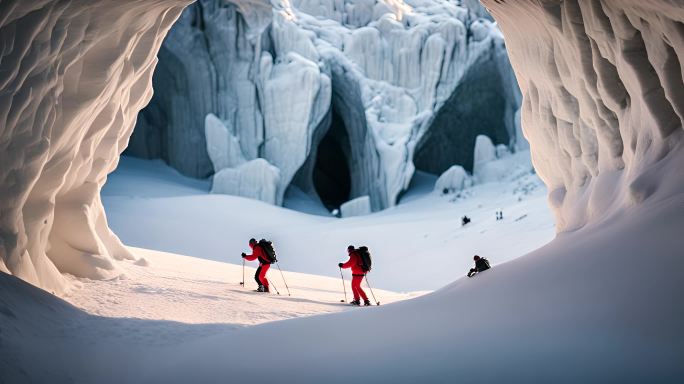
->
[313,109,352,211]
[413,53,512,175]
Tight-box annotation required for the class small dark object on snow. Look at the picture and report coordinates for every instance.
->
[461,215,471,226]
[467,255,491,277]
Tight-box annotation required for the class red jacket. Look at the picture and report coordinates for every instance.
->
[244,244,269,264]
[341,251,365,275]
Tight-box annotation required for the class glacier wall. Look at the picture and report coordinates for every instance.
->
[482,0,684,231]
[128,0,522,211]
[0,0,190,293]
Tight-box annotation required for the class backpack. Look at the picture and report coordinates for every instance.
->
[357,246,372,272]
[258,239,277,264]
[478,257,490,271]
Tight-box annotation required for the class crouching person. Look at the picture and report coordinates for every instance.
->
[467,255,490,277]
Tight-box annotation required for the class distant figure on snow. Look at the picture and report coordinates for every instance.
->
[495,210,503,221]
[339,245,371,306]
[462,215,471,226]
[467,255,490,277]
[242,238,276,292]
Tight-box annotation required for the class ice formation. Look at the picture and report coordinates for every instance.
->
[482,0,684,231]
[211,159,281,204]
[434,165,470,194]
[205,114,247,171]
[472,134,497,182]
[0,0,190,293]
[340,196,372,218]
[128,0,522,210]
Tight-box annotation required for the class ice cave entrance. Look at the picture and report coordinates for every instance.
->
[413,55,512,175]
[313,109,352,211]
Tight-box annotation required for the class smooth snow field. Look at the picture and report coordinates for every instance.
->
[101,156,555,292]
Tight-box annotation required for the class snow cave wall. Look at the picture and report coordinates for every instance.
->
[0,0,191,294]
[127,0,523,211]
[481,0,684,231]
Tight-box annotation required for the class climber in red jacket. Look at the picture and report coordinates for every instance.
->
[242,238,270,292]
[339,245,370,306]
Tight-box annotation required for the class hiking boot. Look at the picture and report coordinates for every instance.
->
[350,300,361,306]
[364,299,372,306]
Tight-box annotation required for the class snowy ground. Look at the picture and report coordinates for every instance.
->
[101,156,555,291]
[3,176,682,383]
[3,154,682,383]
[65,247,414,325]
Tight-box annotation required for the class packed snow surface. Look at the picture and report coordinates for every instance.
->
[102,156,555,291]
[66,247,413,325]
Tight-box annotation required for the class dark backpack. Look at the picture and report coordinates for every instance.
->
[477,257,490,271]
[258,239,277,264]
[357,246,372,272]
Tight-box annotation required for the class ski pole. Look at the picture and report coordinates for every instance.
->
[364,274,380,306]
[275,262,291,296]
[240,259,245,287]
[339,267,348,303]
[269,279,281,295]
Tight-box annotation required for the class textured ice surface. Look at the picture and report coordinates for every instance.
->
[205,113,247,172]
[129,0,521,210]
[0,0,189,293]
[483,0,684,231]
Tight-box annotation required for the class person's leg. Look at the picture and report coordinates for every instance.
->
[259,263,271,289]
[351,275,362,301]
[255,265,263,286]
[355,275,368,301]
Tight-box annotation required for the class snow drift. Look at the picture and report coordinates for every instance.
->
[0,0,191,293]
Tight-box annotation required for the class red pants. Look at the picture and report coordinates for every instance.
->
[255,264,270,287]
[351,275,368,301]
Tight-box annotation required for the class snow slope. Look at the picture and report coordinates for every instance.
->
[150,191,684,383]
[66,247,413,325]
[102,156,555,291]
[2,181,681,383]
